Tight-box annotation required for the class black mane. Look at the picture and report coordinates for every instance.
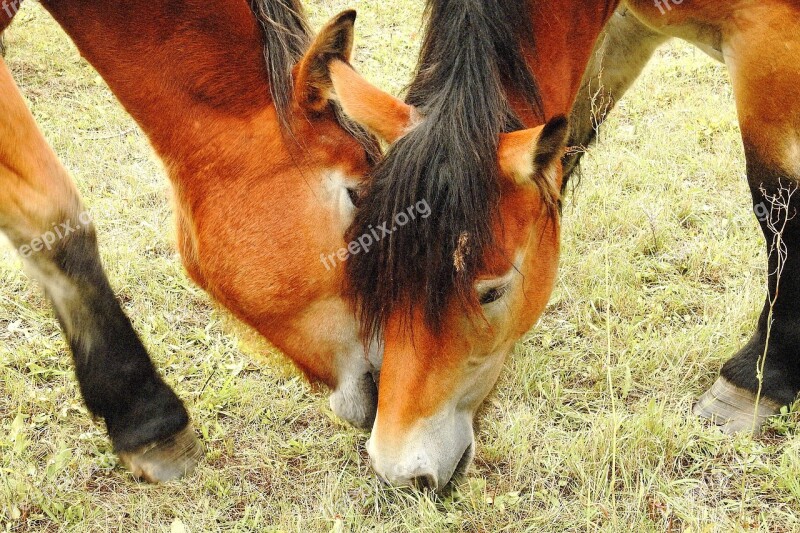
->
[249,0,378,157]
[346,0,543,340]
[249,0,311,131]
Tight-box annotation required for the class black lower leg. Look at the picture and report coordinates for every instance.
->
[720,155,800,406]
[22,215,190,452]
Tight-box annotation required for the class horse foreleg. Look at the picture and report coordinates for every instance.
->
[0,57,201,481]
[693,5,800,434]
[563,6,669,185]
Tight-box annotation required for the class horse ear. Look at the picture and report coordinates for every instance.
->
[328,60,416,143]
[295,10,357,113]
[498,116,569,188]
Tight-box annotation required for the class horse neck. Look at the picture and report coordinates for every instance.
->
[511,0,622,123]
[40,0,279,166]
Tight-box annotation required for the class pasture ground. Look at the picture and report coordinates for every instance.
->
[1,1,799,531]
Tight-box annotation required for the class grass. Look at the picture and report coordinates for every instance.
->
[1,1,799,531]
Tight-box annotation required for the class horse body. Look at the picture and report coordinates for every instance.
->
[322,0,616,489]
[42,0,380,412]
[328,0,800,489]
[2,1,379,480]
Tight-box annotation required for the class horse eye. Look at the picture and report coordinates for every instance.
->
[346,187,360,206]
[479,285,507,306]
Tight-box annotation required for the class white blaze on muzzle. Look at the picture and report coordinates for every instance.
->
[368,346,509,490]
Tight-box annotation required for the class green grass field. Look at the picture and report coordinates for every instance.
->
[1,2,799,531]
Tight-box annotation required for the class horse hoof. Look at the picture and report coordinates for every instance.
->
[692,377,782,435]
[118,425,203,483]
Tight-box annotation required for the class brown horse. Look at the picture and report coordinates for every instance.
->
[325,0,800,489]
[1,2,378,482]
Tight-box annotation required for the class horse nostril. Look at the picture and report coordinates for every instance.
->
[411,473,438,491]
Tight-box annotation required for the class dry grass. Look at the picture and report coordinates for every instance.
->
[1,2,799,531]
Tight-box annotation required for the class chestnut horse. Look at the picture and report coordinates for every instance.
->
[325,0,800,489]
[1,2,378,482]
